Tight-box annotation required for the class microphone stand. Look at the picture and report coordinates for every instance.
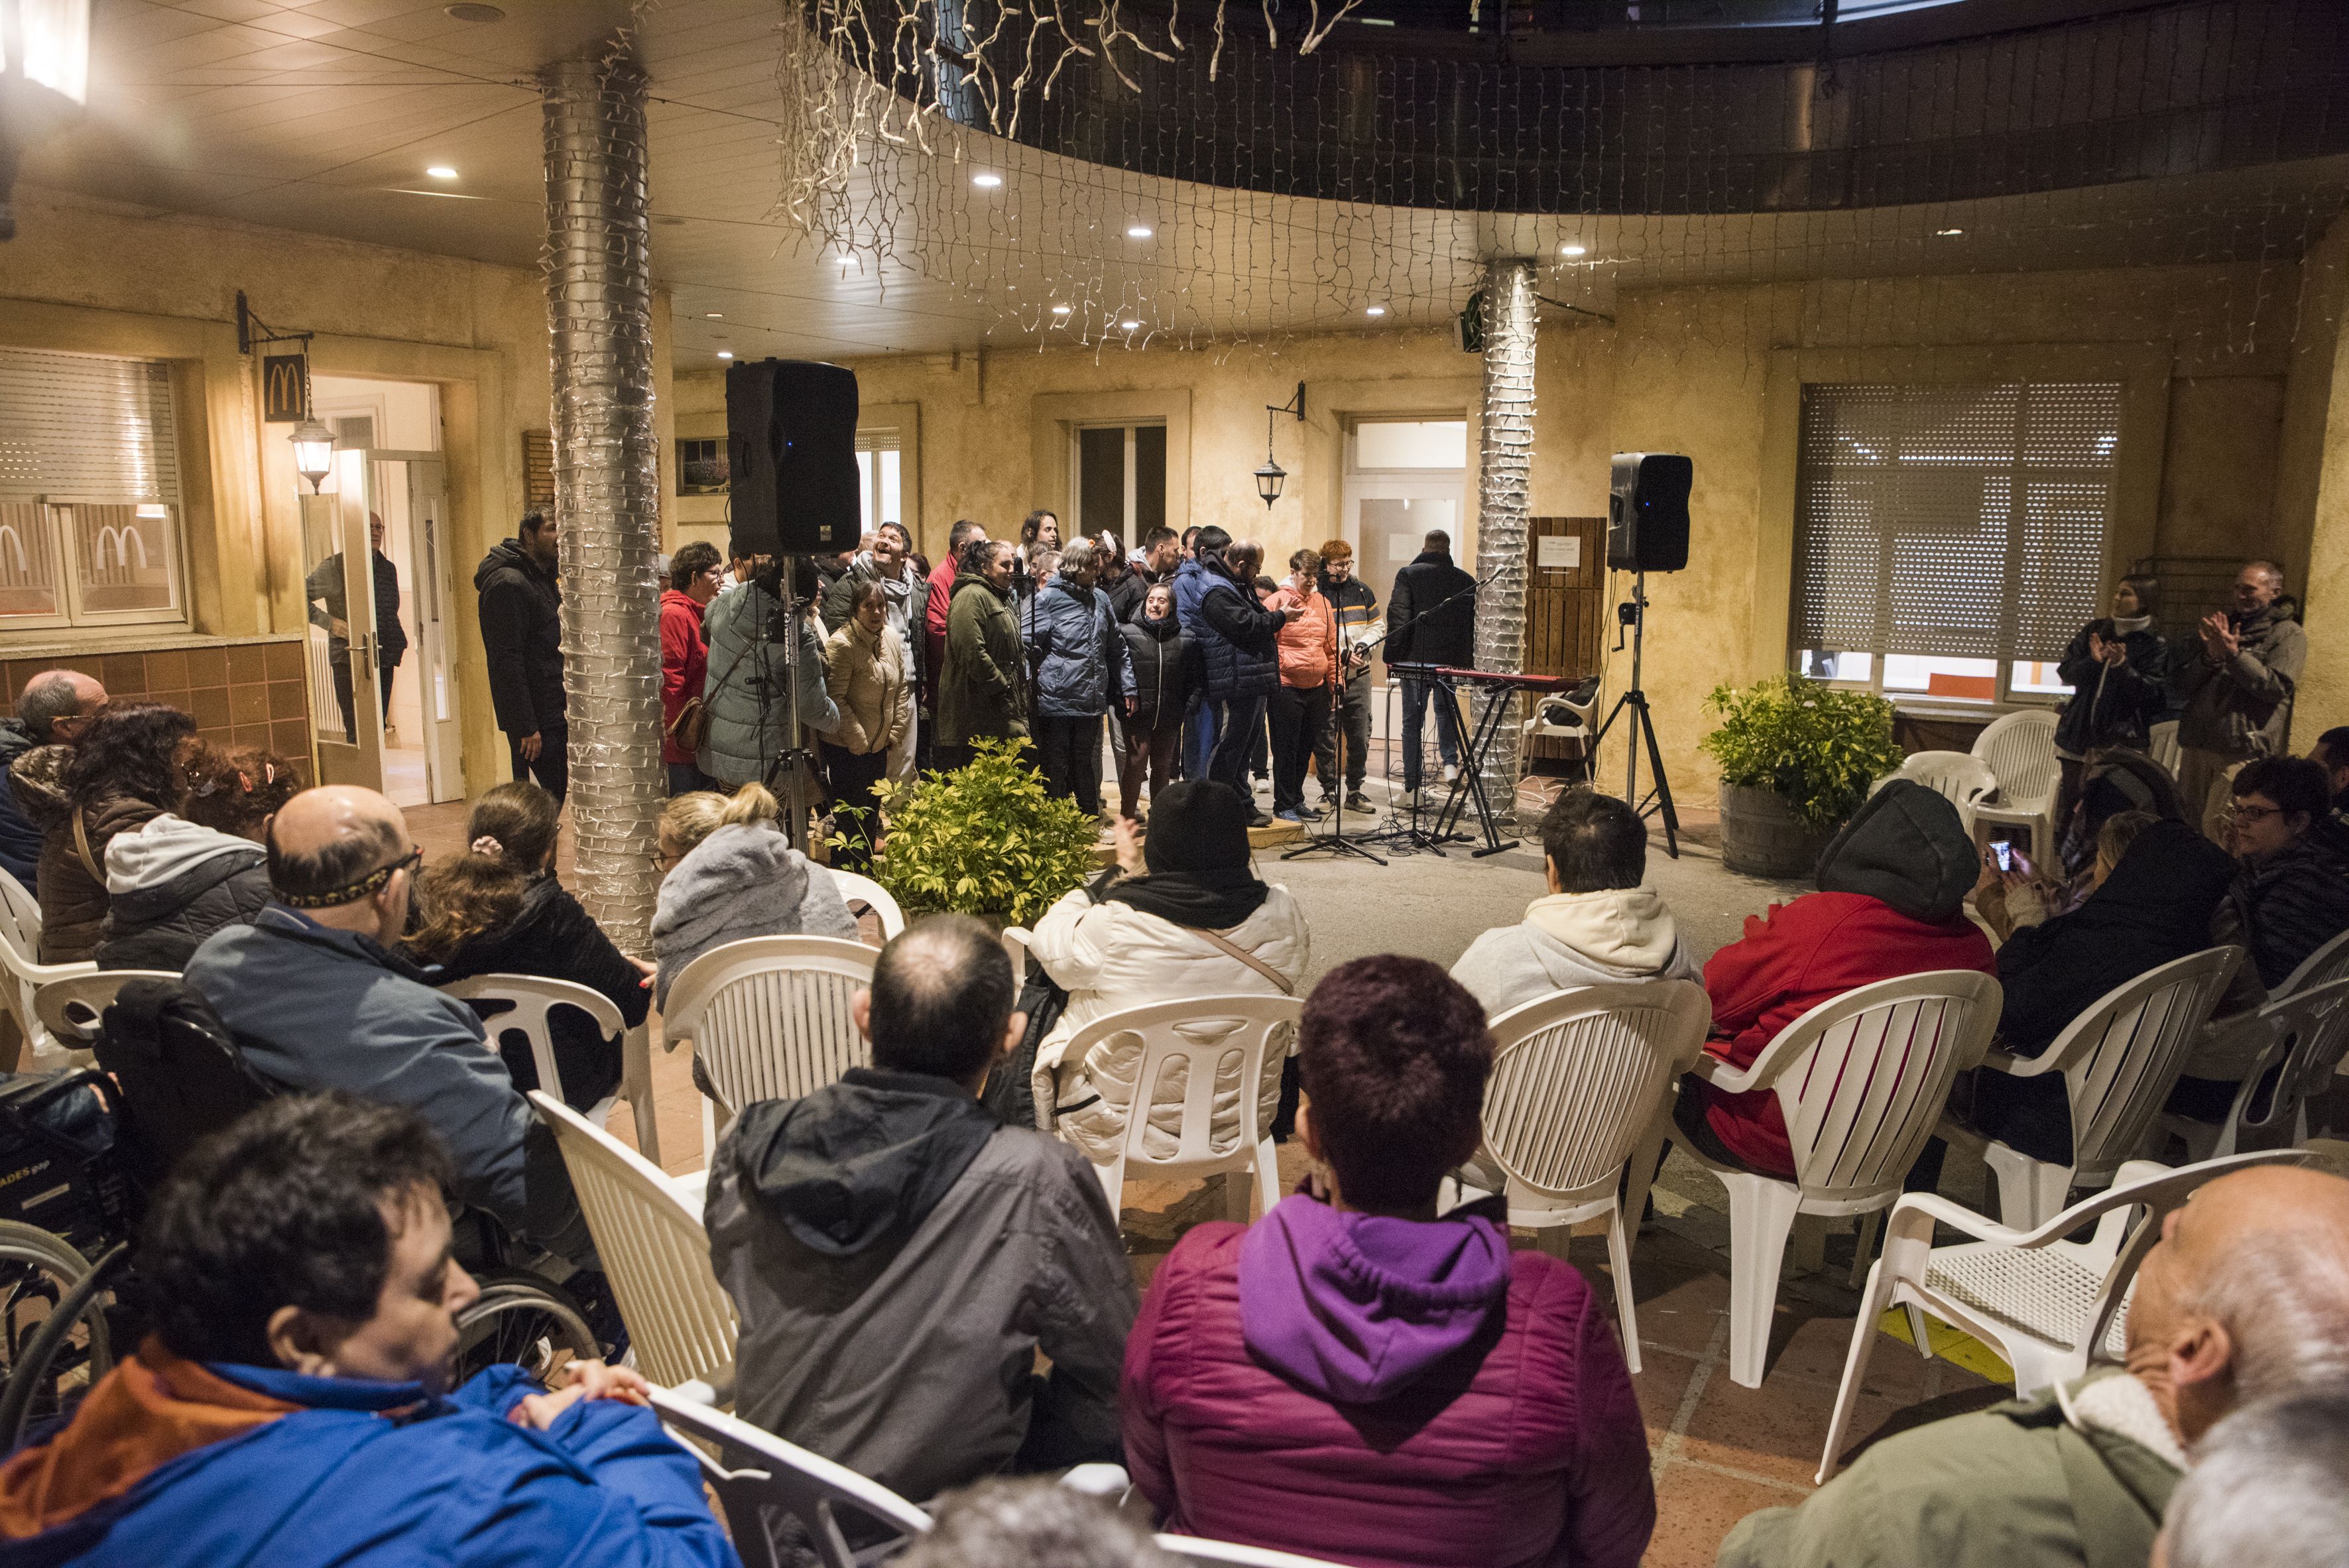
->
[1360,562,1505,855]
[1284,587,1384,866]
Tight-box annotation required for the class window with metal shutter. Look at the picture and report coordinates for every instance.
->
[0,348,180,505]
[1792,381,2120,693]
[0,348,186,629]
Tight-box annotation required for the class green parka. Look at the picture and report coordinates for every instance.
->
[935,571,1027,747]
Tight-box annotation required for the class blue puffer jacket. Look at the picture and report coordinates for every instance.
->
[1171,558,1212,631]
[5,1360,738,1568]
[1024,577,1133,719]
[1189,556,1281,702]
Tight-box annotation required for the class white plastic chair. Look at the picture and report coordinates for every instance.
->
[2147,720,2181,777]
[1683,970,2005,1388]
[1002,926,1034,985]
[1466,981,1711,1375]
[1157,1538,1353,1568]
[1941,946,2242,1229]
[646,1384,932,1568]
[0,867,96,1070]
[1971,708,2061,868]
[1817,1149,2307,1483]
[527,1091,735,1392]
[1067,995,1299,1222]
[442,974,659,1164]
[661,936,879,1162]
[2158,979,2349,1160]
[2280,926,2349,999]
[34,969,176,1046]
[1881,752,1998,835]
[825,871,904,939]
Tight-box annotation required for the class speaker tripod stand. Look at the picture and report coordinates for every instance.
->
[1591,573,1680,859]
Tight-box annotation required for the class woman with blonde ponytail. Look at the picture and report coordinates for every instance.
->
[650,780,857,1009]
[403,781,651,1110]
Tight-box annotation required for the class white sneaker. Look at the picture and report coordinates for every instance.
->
[1442,764,1460,784]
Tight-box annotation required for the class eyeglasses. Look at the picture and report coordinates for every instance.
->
[2226,802,2285,825]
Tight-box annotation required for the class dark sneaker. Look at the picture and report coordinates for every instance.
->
[1345,792,1374,813]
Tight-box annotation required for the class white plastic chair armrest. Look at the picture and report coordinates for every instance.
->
[1058,1464,1131,1498]
[1689,1028,1811,1097]
[1977,1046,2064,1079]
[14,957,97,987]
[1880,1190,2034,1252]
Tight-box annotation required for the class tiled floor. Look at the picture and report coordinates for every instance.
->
[405,797,2000,1567]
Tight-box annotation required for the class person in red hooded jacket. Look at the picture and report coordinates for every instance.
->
[1681,778,1996,1178]
[659,542,723,796]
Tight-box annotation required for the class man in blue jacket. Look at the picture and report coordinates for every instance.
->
[182,784,597,1270]
[1185,536,1299,821]
[1023,538,1133,817]
[0,1092,736,1568]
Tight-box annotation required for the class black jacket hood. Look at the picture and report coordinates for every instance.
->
[473,536,551,593]
[731,1068,998,1257]
[1814,778,1978,924]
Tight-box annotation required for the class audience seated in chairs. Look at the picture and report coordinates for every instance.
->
[91,745,300,972]
[15,701,192,964]
[183,784,599,1270]
[0,670,105,890]
[1929,813,2236,1176]
[2156,1388,2349,1568]
[707,914,1134,1505]
[1717,1163,2349,1568]
[1122,956,1654,1568]
[1029,780,1310,1158]
[898,1479,1177,1568]
[0,1094,733,1568]
[402,781,653,1112]
[2212,755,2349,996]
[650,781,857,1010]
[1451,784,1702,1019]
[1681,780,1996,1180]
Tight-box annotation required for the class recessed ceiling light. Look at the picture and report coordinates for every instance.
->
[973,173,1003,189]
[704,312,723,319]
[716,349,734,359]
[1935,227,1964,237]
[1560,243,1587,257]
[425,166,457,180]
[445,3,505,21]
[1125,225,1152,240]
[1120,319,1140,330]
[1050,304,1072,316]
[1364,305,1386,317]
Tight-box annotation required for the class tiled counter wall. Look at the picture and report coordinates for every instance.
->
[1,637,312,766]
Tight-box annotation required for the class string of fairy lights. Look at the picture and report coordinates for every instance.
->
[737,0,2345,361]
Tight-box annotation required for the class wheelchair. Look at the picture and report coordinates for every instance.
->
[0,977,603,1451]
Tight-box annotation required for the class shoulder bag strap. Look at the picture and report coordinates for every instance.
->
[1188,926,1294,995]
[72,808,103,882]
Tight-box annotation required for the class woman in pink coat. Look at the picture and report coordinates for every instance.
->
[1120,957,1655,1568]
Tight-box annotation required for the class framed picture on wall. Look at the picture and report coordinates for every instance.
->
[679,438,728,495]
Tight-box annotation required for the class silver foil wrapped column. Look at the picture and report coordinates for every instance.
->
[1472,260,1538,829]
[542,52,663,951]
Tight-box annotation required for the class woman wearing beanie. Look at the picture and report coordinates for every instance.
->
[1029,780,1311,1165]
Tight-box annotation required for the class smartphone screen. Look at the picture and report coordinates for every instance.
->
[1992,841,2013,872]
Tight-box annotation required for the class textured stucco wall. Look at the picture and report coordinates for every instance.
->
[0,184,678,798]
[2285,212,2349,742]
[680,253,2321,804]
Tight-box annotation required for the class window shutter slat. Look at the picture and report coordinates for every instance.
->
[1794,381,2118,668]
[0,349,180,505]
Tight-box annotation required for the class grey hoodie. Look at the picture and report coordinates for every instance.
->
[1449,884,1704,1021]
[650,822,857,1006]
[97,814,271,971]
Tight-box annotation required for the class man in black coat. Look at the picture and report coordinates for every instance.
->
[306,513,408,743]
[474,510,567,802]
[1384,528,1476,804]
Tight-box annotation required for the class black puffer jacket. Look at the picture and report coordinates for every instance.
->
[414,875,649,1113]
[1384,550,1476,671]
[2052,620,2168,756]
[2226,833,2349,993]
[95,815,272,972]
[1120,613,1203,729]
[473,538,566,737]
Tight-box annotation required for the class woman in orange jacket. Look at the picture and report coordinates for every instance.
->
[1265,549,1338,824]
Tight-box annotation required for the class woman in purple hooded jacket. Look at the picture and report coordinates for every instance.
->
[1120,957,1655,1568]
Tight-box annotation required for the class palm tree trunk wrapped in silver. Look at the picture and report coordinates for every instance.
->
[541,52,663,950]
[1472,259,1538,829]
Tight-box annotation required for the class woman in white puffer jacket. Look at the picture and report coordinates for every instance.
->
[1030,780,1310,1166]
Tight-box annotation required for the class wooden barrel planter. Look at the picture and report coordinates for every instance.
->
[1718,783,1838,880]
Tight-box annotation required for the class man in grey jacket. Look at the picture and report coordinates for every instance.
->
[183,785,597,1270]
[707,914,1136,1504]
[1451,786,1702,1019]
[2175,559,2308,843]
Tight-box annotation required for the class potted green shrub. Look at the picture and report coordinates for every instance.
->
[851,737,1102,926]
[1701,674,1904,878]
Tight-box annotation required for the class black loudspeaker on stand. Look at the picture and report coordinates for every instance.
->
[727,359,861,560]
[1595,446,1690,859]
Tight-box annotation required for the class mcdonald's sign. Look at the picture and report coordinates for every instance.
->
[262,353,310,423]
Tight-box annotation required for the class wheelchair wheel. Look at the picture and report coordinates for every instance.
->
[0,1223,117,1446]
[454,1272,599,1386]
